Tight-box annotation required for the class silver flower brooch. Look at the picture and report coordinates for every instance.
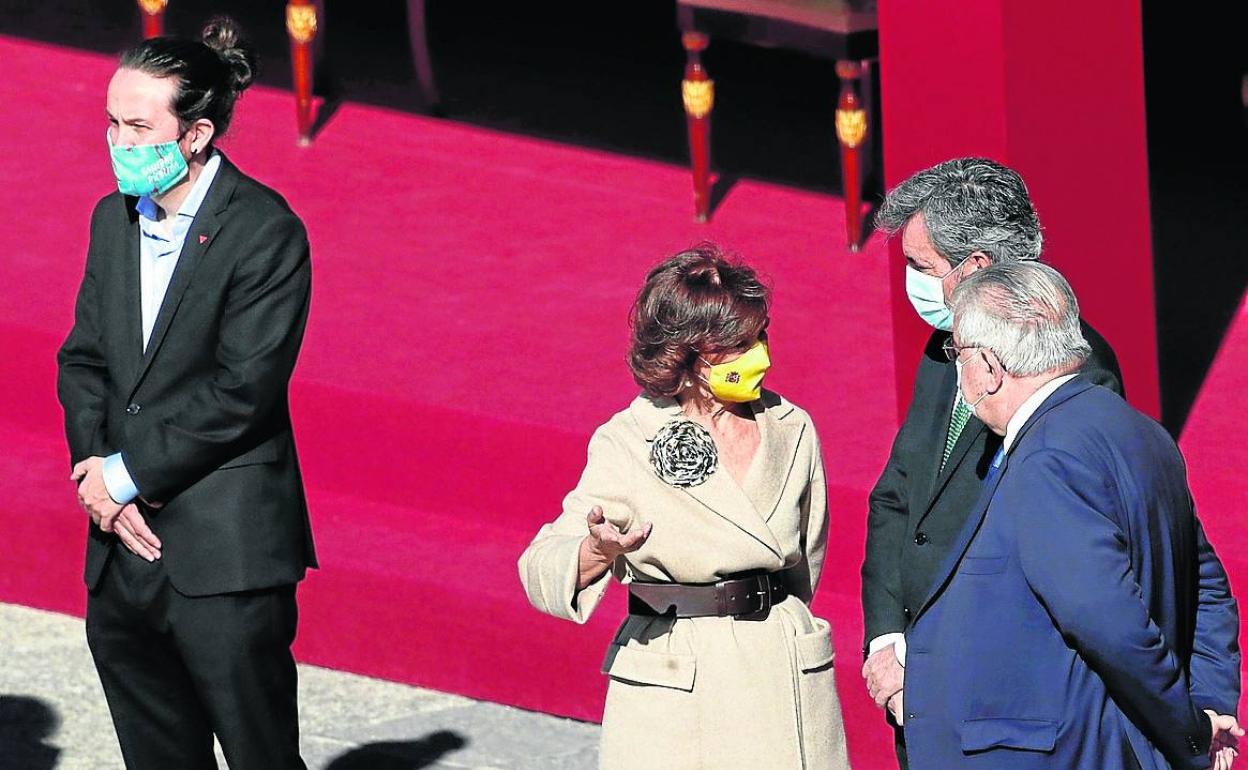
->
[650,419,718,488]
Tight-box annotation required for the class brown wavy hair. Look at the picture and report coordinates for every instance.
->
[628,244,770,398]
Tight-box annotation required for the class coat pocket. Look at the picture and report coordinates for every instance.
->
[960,717,1058,753]
[795,617,835,672]
[601,643,696,692]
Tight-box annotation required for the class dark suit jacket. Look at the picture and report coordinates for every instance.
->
[57,154,316,596]
[904,378,1239,770]
[862,321,1123,649]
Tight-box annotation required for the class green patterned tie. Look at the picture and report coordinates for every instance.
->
[941,396,973,471]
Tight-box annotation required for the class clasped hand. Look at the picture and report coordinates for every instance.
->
[862,643,905,724]
[71,456,162,561]
[1207,710,1243,770]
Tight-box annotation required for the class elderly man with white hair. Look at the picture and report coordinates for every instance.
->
[899,261,1242,770]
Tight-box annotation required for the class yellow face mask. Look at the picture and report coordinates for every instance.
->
[701,341,771,403]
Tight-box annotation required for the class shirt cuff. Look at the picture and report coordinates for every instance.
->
[868,633,907,667]
[102,453,140,505]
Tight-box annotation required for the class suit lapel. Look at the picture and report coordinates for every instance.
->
[914,359,959,508]
[629,394,784,559]
[121,199,144,381]
[128,160,238,397]
[681,463,783,557]
[922,416,988,513]
[913,448,1008,622]
[747,394,804,523]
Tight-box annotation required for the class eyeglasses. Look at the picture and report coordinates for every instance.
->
[941,337,975,362]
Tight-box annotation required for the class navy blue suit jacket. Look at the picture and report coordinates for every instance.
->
[904,377,1239,770]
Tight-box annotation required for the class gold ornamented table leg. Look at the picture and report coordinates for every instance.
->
[286,1,319,146]
[138,0,167,39]
[835,60,868,252]
[682,32,714,223]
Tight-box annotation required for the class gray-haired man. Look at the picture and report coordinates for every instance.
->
[858,158,1125,767]
[903,261,1240,770]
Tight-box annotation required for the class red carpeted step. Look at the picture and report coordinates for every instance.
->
[1180,292,1248,604]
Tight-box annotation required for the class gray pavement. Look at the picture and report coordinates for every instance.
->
[0,603,599,769]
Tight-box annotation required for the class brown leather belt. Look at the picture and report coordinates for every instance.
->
[628,570,791,620]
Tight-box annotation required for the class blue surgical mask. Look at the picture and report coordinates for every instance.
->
[107,129,189,197]
[905,265,954,331]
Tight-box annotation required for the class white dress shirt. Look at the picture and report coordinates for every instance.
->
[101,153,222,505]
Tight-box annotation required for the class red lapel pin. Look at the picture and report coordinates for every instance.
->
[198,234,209,244]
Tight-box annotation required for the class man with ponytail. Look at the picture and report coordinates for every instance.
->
[58,17,314,769]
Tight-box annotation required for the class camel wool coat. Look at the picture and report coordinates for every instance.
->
[519,391,851,770]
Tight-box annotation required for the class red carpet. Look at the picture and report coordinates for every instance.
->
[0,34,1242,768]
[1179,295,1248,621]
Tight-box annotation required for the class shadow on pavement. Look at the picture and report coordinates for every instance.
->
[325,729,467,769]
[0,695,60,770]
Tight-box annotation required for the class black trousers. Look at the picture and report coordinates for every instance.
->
[894,720,908,769]
[86,547,306,770]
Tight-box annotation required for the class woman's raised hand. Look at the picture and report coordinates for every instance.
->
[576,506,652,589]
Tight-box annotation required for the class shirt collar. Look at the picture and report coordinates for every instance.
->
[1003,373,1078,451]
[135,151,223,223]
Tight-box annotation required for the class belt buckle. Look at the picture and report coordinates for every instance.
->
[737,574,772,621]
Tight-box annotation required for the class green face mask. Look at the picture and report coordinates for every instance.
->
[107,129,189,197]
[701,341,771,403]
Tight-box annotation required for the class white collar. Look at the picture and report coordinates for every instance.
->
[1003,374,1078,451]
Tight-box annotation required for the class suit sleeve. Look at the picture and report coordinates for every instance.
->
[790,424,828,603]
[1189,510,1241,716]
[518,425,634,624]
[121,213,311,501]
[57,201,114,464]
[861,378,923,649]
[1010,449,1213,768]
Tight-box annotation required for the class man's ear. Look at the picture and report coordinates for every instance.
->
[962,251,993,275]
[187,118,216,156]
[981,348,1006,394]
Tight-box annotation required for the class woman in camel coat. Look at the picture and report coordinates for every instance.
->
[519,245,850,769]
